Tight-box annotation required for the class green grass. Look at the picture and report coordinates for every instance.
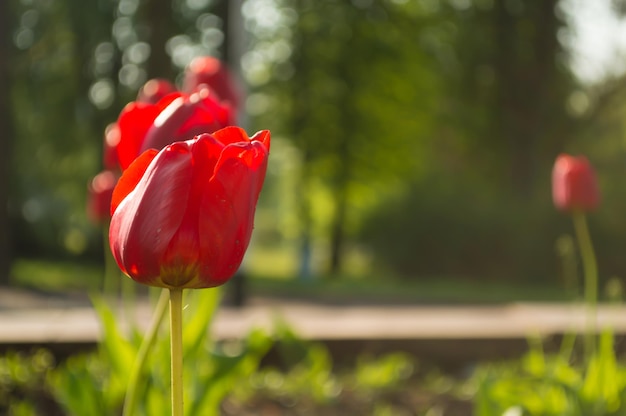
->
[243,244,571,304]
[247,273,570,304]
[10,258,103,293]
[8,256,571,304]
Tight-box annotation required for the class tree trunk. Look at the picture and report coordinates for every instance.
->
[494,0,527,196]
[327,108,351,276]
[141,0,176,80]
[291,0,316,280]
[297,152,314,280]
[494,0,561,198]
[328,178,348,275]
[0,0,14,285]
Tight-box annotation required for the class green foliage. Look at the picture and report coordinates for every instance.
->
[49,289,274,416]
[351,352,415,394]
[249,272,569,303]
[10,258,103,292]
[359,178,562,281]
[245,0,585,276]
[228,324,418,414]
[0,349,56,416]
[474,331,626,416]
[245,0,448,273]
[9,0,111,259]
[45,288,426,414]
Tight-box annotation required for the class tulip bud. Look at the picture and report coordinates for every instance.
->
[552,154,600,212]
[183,56,242,113]
[87,170,118,223]
[114,88,232,171]
[103,123,121,170]
[109,127,270,289]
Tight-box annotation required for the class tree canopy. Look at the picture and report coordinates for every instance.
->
[4,0,626,283]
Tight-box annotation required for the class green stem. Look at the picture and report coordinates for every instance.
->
[169,288,184,416]
[572,210,598,362]
[122,288,170,416]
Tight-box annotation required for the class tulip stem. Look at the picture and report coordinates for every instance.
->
[572,210,598,362]
[169,288,184,416]
[122,288,169,416]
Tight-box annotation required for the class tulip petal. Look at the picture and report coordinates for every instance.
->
[117,102,161,170]
[178,89,234,134]
[212,126,251,146]
[156,135,223,287]
[141,97,194,153]
[190,133,225,171]
[155,92,184,112]
[197,140,269,285]
[110,142,193,284]
[111,149,159,215]
[250,129,271,152]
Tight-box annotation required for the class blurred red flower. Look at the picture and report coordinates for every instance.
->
[102,79,176,171]
[102,123,121,171]
[87,170,119,224]
[114,85,233,171]
[183,56,242,114]
[109,127,270,289]
[552,154,600,212]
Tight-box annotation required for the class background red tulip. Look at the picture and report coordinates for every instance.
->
[114,86,233,171]
[140,87,233,153]
[552,154,600,212]
[182,56,242,114]
[109,127,270,289]
[103,123,121,171]
[87,170,118,223]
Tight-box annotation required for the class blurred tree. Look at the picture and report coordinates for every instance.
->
[10,0,115,264]
[436,0,576,197]
[244,0,613,280]
[246,0,444,275]
[9,0,626,285]
[138,0,177,80]
[67,0,121,133]
[0,0,15,285]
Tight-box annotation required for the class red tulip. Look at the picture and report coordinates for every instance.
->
[87,170,119,223]
[109,127,270,289]
[103,123,121,170]
[183,56,242,113]
[114,86,233,170]
[103,80,177,170]
[552,154,600,212]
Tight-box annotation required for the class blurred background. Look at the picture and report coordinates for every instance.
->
[3,0,626,302]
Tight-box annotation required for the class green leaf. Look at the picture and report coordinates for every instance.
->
[182,288,222,356]
[48,355,108,416]
[187,328,274,416]
[91,296,138,405]
[581,330,622,413]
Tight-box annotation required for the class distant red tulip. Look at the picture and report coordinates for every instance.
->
[114,86,233,171]
[87,170,119,223]
[183,56,242,113]
[103,123,121,170]
[109,127,270,289]
[136,78,176,104]
[552,154,600,212]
